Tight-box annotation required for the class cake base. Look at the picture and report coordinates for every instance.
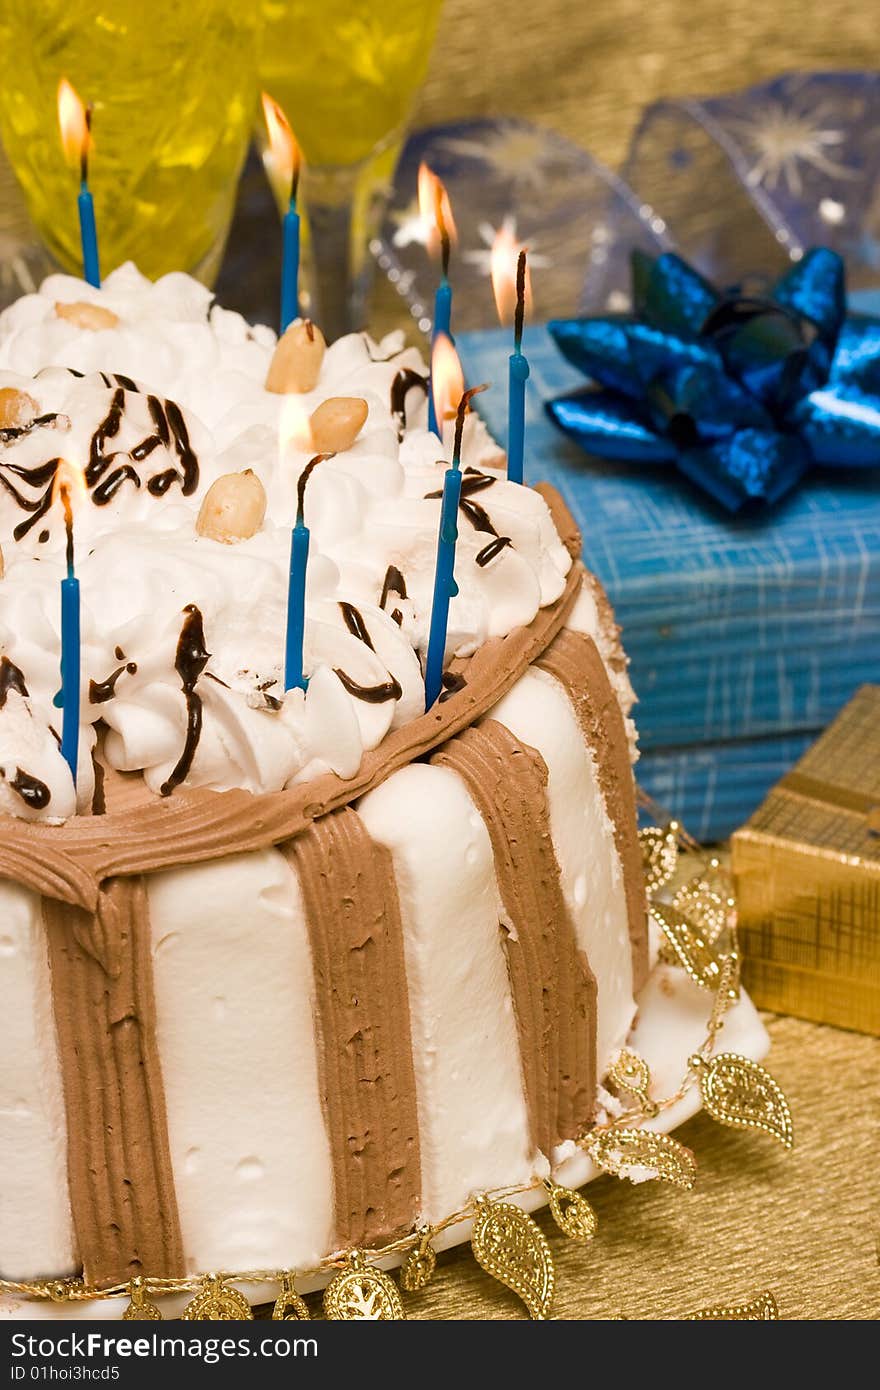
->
[1,962,768,1320]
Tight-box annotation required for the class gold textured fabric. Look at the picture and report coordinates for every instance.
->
[414,0,875,170]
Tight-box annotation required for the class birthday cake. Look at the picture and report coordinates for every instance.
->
[0,264,647,1296]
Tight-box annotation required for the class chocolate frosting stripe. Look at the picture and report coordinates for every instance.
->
[43,877,184,1285]
[284,809,421,1246]
[432,721,597,1150]
[537,631,649,992]
[0,506,583,907]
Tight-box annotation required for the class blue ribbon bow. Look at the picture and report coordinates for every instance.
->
[547,248,880,511]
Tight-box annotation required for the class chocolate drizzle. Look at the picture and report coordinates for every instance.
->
[339,601,376,651]
[426,470,499,534]
[86,388,125,487]
[379,564,407,612]
[164,401,199,496]
[92,464,141,506]
[159,606,210,797]
[146,469,178,497]
[334,668,402,704]
[1,379,201,545]
[112,373,139,393]
[0,411,62,444]
[476,535,511,566]
[438,670,467,703]
[389,368,429,439]
[0,655,29,707]
[4,457,61,542]
[8,766,51,810]
[89,662,137,705]
[147,395,171,445]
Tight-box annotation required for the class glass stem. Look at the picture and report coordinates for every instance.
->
[302,162,362,341]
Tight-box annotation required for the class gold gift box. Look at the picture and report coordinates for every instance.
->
[732,685,880,1036]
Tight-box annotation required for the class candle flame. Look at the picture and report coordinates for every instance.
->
[278,396,314,455]
[52,459,86,513]
[418,163,457,273]
[261,91,302,203]
[57,78,91,181]
[430,333,465,437]
[490,226,532,328]
[52,460,86,574]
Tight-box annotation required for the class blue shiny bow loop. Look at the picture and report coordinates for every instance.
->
[547,247,880,511]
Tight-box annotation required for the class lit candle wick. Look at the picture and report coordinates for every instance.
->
[452,384,489,469]
[81,103,92,187]
[435,182,451,281]
[514,249,527,355]
[60,482,75,579]
[289,145,301,210]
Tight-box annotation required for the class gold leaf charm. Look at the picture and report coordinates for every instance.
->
[639,823,679,895]
[684,1290,779,1320]
[322,1251,405,1320]
[544,1181,597,1243]
[672,866,733,948]
[651,903,724,991]
[399,1227,436,1293]
[583,1127,697,1190]
[180,1275,253,1320]
[607,1049,658,1117]
[691,1052,794,1150]
[272,1273,310,1320]
[471,1197,555,1319]
[122,1276,163,1321]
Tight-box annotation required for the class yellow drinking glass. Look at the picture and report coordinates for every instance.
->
[259,0,442,337]
[0,1,259,285]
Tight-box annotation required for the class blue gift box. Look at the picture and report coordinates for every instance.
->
[457,313,880,841]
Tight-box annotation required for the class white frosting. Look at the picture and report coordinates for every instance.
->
[488,669,636,1075]
[357,762,541,1220]
[0,878,76,1278]
[148,849,334,1272]
[0,263,572,820]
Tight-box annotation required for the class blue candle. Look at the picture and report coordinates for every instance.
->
[58,475,81,785]
[77,182,100,289]
[507,250,530,484]
[280,197,301,334]
[507,350,529,485]
[284,453,331,691]
[424,383,488,709]
[423,460,461,709]
[284,516,309,692]
[427,278,452,436]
